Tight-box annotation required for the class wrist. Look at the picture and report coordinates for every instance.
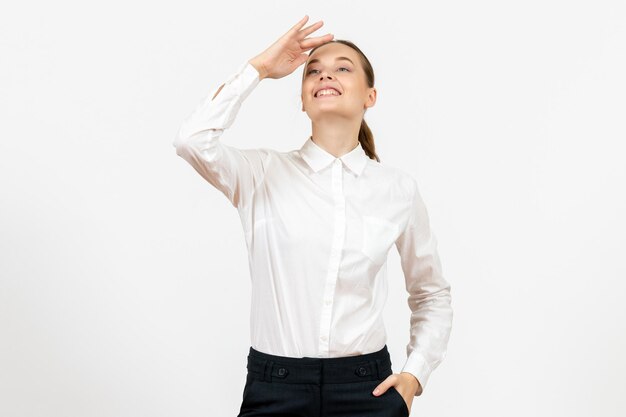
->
[248,58,268,80]
[400,371,422,396]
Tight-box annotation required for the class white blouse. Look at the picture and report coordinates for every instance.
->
[172,59,453,396]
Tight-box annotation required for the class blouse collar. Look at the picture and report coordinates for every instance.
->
[299,135,369,176]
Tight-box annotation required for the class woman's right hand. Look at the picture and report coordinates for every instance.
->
[248,15,334,81]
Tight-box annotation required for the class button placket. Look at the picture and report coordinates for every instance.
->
[317,158,345,356]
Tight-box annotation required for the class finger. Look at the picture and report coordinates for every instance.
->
[298,20,324,39]
[287,15,310,36]
[372,376,396,396]
[299,33,334,50]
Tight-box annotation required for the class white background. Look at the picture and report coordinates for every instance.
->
[1,1,625,416]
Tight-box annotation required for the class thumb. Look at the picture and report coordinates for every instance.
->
[372,376,395,396]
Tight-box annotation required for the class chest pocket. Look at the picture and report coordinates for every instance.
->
[361,215,400,265]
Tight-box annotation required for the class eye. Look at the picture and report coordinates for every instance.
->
[306,67,352,75]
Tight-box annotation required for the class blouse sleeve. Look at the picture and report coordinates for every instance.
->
[394,179,453,396]
[172,60,272,209]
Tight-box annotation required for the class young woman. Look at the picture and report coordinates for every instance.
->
[173,15,453,417]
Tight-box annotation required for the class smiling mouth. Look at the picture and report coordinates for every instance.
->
[314,90,342,98]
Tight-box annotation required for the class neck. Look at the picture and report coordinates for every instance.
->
[310,117,360,158]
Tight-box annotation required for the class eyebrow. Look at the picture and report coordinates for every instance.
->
[306,56,355,68]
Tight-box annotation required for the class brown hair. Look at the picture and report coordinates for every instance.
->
[303,39,380,162]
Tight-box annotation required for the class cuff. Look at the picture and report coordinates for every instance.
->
[400,350,432,397]
[222,59,261,96]
[215,60,261,130]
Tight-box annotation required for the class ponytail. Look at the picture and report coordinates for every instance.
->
[358,118,379,162]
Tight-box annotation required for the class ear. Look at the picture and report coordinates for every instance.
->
[364,87,377,109]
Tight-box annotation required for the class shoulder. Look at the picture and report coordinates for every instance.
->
[232,146,281,171]
[236,146,281,159]
[365,159,417,201]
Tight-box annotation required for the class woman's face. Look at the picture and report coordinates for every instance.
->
[301,43,376,121]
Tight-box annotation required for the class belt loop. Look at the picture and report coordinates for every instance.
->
[261,360,268,382]
[374,358,381,380]
[263,360,274,382]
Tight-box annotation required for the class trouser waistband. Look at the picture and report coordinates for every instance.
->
[246,345,394,384]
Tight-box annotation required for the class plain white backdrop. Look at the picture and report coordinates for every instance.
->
[1,1,625,416]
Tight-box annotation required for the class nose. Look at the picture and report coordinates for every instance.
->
[319,73,333,80]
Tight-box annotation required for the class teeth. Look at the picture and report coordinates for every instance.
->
[316,89,340,97]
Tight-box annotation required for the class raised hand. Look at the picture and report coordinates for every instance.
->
[248,15,334,80]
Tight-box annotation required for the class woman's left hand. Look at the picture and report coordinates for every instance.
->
[372,372,422,413]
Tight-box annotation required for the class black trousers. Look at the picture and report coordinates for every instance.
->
[236,344,410,417]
